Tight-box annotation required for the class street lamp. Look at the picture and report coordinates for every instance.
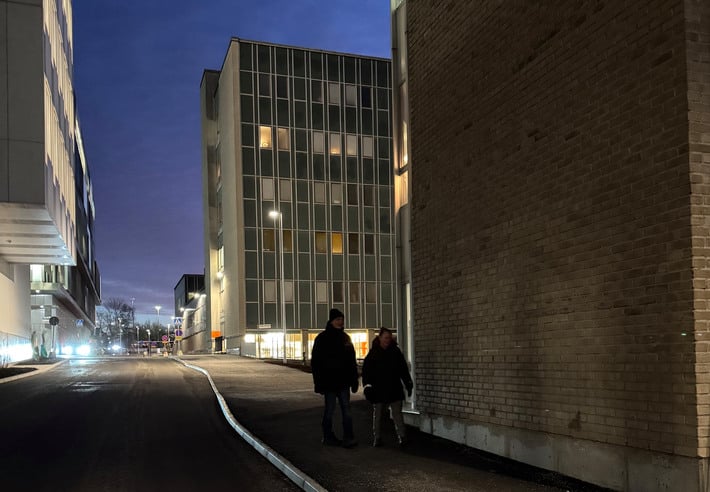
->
[269,210,287,364]
[147,329,151,356]
[131,297,136,354]
[155,305,162,354]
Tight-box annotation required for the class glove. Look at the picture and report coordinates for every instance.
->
[351,381,359,394]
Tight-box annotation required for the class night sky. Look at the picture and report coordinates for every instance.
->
[72,1,391,320]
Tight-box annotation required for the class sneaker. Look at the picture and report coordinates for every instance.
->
[322,436,343,446]
[342,438,358,449]
[372,438,382,447]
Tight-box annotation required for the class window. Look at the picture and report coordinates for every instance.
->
[259,74,271,96]
[277,128,290,150]
[331,183,342,204]
[349,283,360,303]
[279,179,292,201]
[314,182,326,203]
[313,132,325,153]
[346,135,357,156]
[345,85,357,106]
[315,232,327,253]
[316,282,327,303]
[259,126,272,148]
[261,178,274,200]
[263,229,275,251]
[361,87,371,108]
[401,120,408,166]
[283,230,293,252]
[363,185,375,206]
[312,81,323,102]
[366,283,376,303]
[398,171,408,206]
[348,233,359,254]
[328,83,340,104]
[362,136,373,158]
[329,134,341,155]
[364,234,374,254]
[264,280,276,302]
[332,233,343,254]
[284,281,294,302]
[332,282,344,303]
[277,76,288,98]
[347,184,358,205]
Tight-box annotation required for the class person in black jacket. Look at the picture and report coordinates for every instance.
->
[310,308,359,448]
[362,327,413,447]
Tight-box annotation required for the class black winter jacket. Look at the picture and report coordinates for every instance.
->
[362,336,413,404]
[311,323,359,394]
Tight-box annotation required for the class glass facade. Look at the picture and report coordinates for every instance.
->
[228,41,394,351]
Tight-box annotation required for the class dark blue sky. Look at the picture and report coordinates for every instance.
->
[73,1,391,319]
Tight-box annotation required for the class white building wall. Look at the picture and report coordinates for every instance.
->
[0,262,32,363]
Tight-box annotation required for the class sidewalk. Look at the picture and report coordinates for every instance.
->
[178,355,607,492]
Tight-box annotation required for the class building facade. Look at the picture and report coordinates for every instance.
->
[398,1,710,491]
[173,273,208,354]
[201,39,394,359]
[0,0,82,362]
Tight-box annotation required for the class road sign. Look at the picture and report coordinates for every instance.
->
[175,329,183,337]
[161,335,168,342]
[49,316,59,326]
[173,317,182,326]
[175,336,183,341]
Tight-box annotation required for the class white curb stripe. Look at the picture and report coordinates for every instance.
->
[175,358,328,492]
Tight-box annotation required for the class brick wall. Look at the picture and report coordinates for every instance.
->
[408,0,701,457]
[687,0,710,458]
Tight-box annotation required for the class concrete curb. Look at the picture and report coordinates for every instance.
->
[0,359,67,385]
[174,357,328,492]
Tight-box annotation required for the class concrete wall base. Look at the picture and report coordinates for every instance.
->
[403,412,709,492]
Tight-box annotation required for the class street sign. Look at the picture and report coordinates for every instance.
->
[257,324,271,329]
[175,336,183,341]
[173,317,183,326]
[175,329,183,337]
[161,335,168,342]
[49,316,59,326]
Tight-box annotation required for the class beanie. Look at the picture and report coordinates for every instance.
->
[329,308,345,322]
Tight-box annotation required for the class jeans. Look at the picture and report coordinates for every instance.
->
[373,400,406,441]
[322,388,354,440]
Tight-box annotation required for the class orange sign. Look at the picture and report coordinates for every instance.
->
[211,331,221,338]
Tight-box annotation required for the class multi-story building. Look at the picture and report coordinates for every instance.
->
[200,39,394,359]
[173,273,208,354]
[395,1,710,491]
[30,117,101,356]
[0,0,80,362]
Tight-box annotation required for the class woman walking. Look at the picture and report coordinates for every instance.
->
[362,327,413,447]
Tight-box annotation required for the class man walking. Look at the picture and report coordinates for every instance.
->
[311,308,359,448]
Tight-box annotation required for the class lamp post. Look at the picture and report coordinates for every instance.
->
[147,329,151,356]
[269,210,287,364]
[131,297,136,354]
[155,305,162,354]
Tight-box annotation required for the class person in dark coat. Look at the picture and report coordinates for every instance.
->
[311,308,359,448]
[362,327,413,447]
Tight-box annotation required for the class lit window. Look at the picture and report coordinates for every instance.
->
[332,282,344,303]
[346,135,357,156]
[328,83,340,104]
[277,128,290,150]
[261,178,274,200]
[332,233,343,254]
[263,229,275,251]
[259,126,272,148]
[331,183,342,204]
[315,232,327,253]
[329,134,341,155]
[362,136,373,158]
[280,179,292,202]
[314,182,326,203]
[345,85,357,106]
[316,282,327,303]
[349,283,360,303]
[313,132,324,153]
[398,171,408,206]
[264,280,276,302]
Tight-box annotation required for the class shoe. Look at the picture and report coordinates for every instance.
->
[342,438,358,449]
[322,436,343,446]
[372,438,382,447]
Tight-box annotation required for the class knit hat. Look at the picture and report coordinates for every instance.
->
[329,308,345,322]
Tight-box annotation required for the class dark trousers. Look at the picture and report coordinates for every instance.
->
[322,388,354,439]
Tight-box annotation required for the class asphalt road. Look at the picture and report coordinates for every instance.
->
[0,357,298,492]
